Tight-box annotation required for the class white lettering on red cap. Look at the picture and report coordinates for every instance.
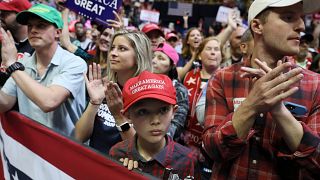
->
[129,79,165,91]
[130,79,165,94]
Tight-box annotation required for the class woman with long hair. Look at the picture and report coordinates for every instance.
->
[177,28,203,80]
[75,30,153,154]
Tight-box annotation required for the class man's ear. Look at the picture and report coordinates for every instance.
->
[240,43,247,54]
[56,29,62,39]
[250,19,263,35]
[171,105,178,119]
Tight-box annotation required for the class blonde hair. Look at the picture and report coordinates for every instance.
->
[106,30,153,82]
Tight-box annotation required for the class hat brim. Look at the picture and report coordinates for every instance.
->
[270,0,320,14]
[146,29,165,37]
[16,11,59,28]
[167,36,178,41]
[0,4,17,12]
[123,93,176,113]
[248,0,318,23]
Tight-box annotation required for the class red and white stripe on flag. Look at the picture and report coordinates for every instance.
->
[0,112,149,179]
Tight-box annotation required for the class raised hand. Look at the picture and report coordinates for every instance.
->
[227,9,240,30]
[104,81,123,117]
[119,158,139,171]
[85,63,106,105]
[59,8,77,52]
[0,27,17,67]
[244,60,303,113]
[106,11,124,31]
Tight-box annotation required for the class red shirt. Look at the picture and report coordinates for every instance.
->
[203,60,320,179]
[109,135,200,179]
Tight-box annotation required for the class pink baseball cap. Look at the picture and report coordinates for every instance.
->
[154,43,179,65]
[0,0,31,13]
[122,71,176,113]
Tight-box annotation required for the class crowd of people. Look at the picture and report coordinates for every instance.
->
[0,0,320,179]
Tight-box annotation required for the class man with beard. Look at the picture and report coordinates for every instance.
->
[220,26,246,68]
[73,21,92,51]
[0,0,33,86]
[294,33,314,69]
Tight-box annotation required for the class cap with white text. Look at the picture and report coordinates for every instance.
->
[122,71,176,112]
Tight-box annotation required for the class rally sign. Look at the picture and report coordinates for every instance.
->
[140,10,160,24]
[65,0,122,26]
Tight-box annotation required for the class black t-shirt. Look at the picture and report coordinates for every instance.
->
[89,103,122,154]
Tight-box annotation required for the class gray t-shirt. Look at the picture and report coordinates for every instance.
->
[1,46,87,136]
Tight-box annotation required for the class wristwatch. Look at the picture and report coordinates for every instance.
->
[6,62,25,76]
[116,122,132,132]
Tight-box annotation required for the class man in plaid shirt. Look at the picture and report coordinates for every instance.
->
[203,0,320,179]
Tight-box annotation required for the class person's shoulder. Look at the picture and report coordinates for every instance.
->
[174,80,188,92]
[59,46,84,60]
[109,138,132,156]
[301,68,320,79]
[57,46,87,67]
[170,140,197,161]
[212,62,242,79]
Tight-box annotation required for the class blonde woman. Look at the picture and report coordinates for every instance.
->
[75,30,153,154]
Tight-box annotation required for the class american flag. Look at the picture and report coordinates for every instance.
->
[0,112,150,179]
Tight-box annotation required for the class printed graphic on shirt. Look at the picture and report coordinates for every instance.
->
[233,98,246,111]
[17,52,31,60]
[96,104,116,127]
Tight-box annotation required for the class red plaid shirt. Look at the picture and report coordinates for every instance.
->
[109,135,200,179]
[203,60,320,179]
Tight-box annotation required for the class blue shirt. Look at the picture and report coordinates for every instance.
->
[2,46,87,136]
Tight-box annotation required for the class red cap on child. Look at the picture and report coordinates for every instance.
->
[122,71,176,113]
[0,0,31,13]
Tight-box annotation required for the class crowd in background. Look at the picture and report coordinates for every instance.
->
[0,0,320,179]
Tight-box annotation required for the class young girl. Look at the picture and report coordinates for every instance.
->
[75,30,153,154]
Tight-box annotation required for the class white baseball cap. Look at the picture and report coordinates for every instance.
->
[248,0,320,23]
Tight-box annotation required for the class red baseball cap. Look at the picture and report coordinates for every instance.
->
[165,32,178,41]
[0,0,31,13]
[154,43,179,65]
[141,23,164,37]
[122,71,176,113]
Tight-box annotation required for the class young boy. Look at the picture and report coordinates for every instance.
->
[109,71,199,179]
